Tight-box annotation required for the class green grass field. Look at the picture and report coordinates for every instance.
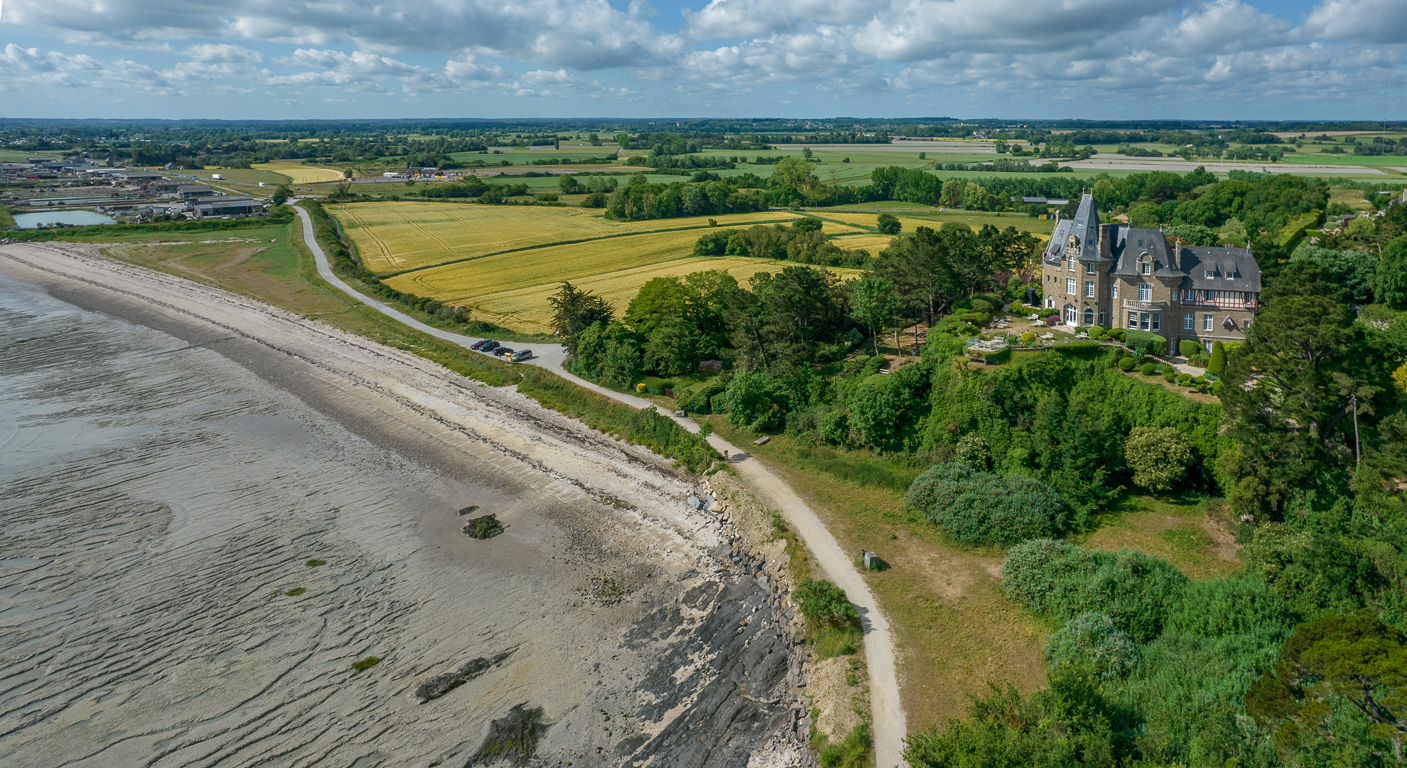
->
[182,167,293,186]
[818,210,1056,236]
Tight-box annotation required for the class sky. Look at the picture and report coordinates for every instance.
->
[0,0,1404,121]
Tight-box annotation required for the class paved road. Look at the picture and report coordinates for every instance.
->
[291,202,908,766]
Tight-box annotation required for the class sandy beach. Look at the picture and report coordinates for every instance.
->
[0,243,803,767]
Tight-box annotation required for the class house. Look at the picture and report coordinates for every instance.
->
[1039,193,1261,354]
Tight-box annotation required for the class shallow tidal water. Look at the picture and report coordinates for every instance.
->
[0,274,792,767]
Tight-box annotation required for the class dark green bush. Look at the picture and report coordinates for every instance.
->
[1124,330,1168,357]
[794,579,862,633]
[1087,325,1106,339]
[1107,328,1126,341]
[1140,362,1156,376]
[1002,540,1189,642]
[906,463,1069,546]
[1044,611,1140,679]
[1118,357,1137,372]
[1178,339,1201,358]
[1163,366,1177,382]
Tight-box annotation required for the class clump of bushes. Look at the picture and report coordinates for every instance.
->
[906,463,1069,546]
[1118,356,1137,372]
[1044,611,1140,680]
[1002,539,1189,641]
[794,578,863,657]
[1086,325,1106,339]
[1123,330,1167,357]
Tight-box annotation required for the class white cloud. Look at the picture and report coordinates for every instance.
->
[1303,0,1407,43]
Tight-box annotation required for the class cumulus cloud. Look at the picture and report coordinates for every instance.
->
[1303,0,1407,43]
[1,0,1404,115]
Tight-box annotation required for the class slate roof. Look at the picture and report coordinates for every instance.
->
[1178,246,1262,292]
[1109,226,1171,277]
[1043,193,1101,263]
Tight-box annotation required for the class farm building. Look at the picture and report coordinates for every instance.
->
[175,184,213,199]
[194,197,262,217]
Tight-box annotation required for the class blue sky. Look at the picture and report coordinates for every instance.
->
[0,0,1404,120]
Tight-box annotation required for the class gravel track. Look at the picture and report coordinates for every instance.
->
[290,203,908,767]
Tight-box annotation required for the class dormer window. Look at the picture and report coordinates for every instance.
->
[1140,262,1151,275]
[1205,270,1215,279]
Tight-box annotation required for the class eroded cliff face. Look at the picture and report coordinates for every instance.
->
[0,247,803,768]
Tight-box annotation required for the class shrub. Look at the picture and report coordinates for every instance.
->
[677,380,725,414]
[1044,612,1140,680]
[1124,426,1195,492]
[1188,353,1209,368]
[1139,362,1156,376]
[1118,357,1137,372]
[906,463,1069,546]
[1020,331,1037,344]
[1002,540,1189,642]
[1124,330,1168,357]
[1178,339,1201,358]
[720,370,784,431]
[1106,328,1126,341]
[1177,373,1193,386]
[1207,341,1226,376]
[794,579,862,633]
[955,433,993,470]
[352,656,381,672]
[1086,325,1106,339]
[1163,366,1176,382]
[636,382,648,394]
[1211,381,1223,396]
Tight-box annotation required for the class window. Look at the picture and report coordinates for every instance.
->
[1068,256,1076,271]
[1085,262,1096,274]
[1141,262,1151,275]
[1112,284,1119,299]
[1084,280,1095,298]
[1140,312,1151,331]
[1203,314,1213,332]
[1183,313,1193,330]
[1067,278,1076,295]
[1084,308,1094,325]
[1099,310,1106,326]
[1138,283,1152,302]
[1205,270,1215,279]
[1128,312,1138,329]
[1152,314,1161,332]
[1205,290,1214,302]
[1064,305,1077,324]
[1184,289,1195,302]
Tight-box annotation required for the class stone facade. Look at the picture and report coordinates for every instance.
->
[1039,194,1261,354]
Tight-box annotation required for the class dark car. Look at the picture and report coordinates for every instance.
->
[479,340,500,353]
[495,347,515,359]
[470,339,491,351]
[510,349,532,362]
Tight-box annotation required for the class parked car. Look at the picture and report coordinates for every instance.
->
[495,347,514,359]
[470,339,491,351]
[510,349,532,362]
[478,340,500,352]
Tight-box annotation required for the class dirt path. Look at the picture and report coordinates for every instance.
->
[291,203,909,766]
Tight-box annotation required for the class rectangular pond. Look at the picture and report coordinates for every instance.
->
[12,210,116,229]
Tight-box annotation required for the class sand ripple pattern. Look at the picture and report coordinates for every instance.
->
[0,247,803,768]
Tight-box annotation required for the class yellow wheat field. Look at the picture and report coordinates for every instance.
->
[382,224,860,332]
[331,202,809,274]
[252,163,346,185]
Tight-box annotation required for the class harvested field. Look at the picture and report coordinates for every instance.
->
[386,225,860,331]
[253,162,345,184]
[331,201,805,274]
[818,210,1056,236]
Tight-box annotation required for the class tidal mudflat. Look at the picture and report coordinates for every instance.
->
[0,244,801,767]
